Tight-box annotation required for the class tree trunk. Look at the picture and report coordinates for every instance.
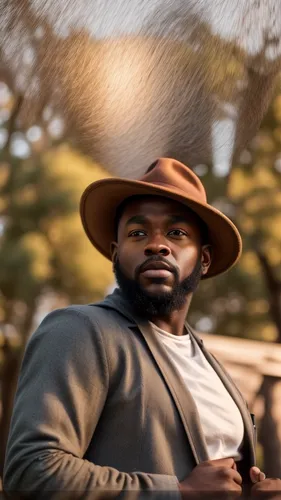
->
[0,301,36,479]
[256,376,281,477]
[0,341,22,479]
[256,248,281,344]
[253,248,281,476]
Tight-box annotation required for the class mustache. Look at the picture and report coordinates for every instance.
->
[135,256,179,278]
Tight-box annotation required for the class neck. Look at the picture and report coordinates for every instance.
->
[150,294,193,335]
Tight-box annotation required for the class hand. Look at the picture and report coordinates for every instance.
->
[251,478,281,499]
[178,457,242,500]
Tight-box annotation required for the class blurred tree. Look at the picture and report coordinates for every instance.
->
[190,83,281,342]
[0,83,113,477]
[189,82,281,476]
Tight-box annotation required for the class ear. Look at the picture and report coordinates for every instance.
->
[201,244,213,277]
[110,241,118,263]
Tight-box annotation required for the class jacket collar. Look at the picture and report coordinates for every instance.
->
[96,288,145,327]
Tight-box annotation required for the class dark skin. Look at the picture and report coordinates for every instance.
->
[111,196,278,499]
[111,196,211,335]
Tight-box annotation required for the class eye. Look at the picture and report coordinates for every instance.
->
[167,229,188,237]
[128,230,147,237]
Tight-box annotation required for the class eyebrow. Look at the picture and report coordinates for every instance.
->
[125,215,148,226]
[168,214,191,224]
[125,214,191,227]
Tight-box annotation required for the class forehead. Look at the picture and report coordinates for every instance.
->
[120,196,200,224]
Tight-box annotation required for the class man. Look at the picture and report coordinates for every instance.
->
[3,158,281,499]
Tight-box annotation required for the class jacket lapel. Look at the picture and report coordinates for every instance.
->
[97,290,209,464]
[136,321,209,464]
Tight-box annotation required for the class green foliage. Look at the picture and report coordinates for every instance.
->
[1,145,113,303]
[190,82,281,342]
[0,118,113,332]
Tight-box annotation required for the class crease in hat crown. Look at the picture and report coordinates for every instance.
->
[79,156,242,279]
[140,158,207,203]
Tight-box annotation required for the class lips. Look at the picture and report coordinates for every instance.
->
[140,260,173,279]
[141,269,172,278]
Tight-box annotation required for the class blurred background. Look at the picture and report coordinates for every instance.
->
[1,5,281,491]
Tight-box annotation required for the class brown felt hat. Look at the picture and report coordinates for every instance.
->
[80,158,242,279]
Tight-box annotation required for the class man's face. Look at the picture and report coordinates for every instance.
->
[111,196,211,317]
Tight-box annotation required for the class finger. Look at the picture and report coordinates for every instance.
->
[250,467,261,484]
[224,468,243,486]
[232,470,243,486]
[250,467,266,484]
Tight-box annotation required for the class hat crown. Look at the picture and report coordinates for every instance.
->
[141,158,207,203]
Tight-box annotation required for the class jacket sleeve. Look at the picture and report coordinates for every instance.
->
[3,307,180,500]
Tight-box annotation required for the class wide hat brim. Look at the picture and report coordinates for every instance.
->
[80,178,242,279]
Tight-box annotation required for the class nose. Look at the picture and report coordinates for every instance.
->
[144,235,171,257]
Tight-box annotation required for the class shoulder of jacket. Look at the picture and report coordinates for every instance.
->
[41,303,134,347]
[65,303,131,332]
[51,303,112,328]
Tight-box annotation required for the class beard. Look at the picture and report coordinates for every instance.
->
[113,255,202,319]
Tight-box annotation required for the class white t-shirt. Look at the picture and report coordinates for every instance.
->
[151,323,244,461]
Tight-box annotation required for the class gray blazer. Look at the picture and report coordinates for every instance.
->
[3,289,256,499]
